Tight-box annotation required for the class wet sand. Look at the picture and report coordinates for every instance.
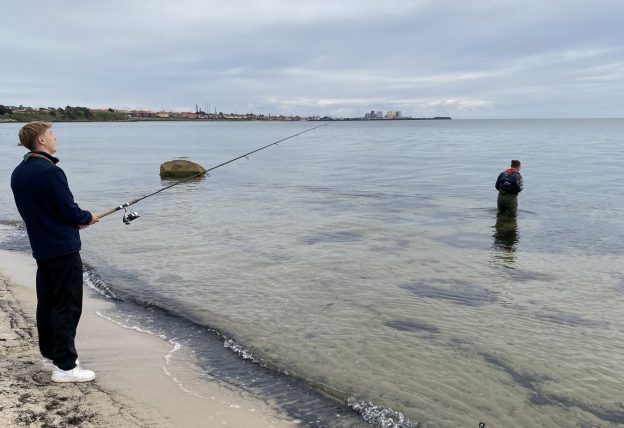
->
[0,249,296,428]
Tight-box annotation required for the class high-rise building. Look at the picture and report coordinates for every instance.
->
[385,111,402,119]
[364,110,385,119]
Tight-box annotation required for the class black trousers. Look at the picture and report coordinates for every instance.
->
[35,252,83,370]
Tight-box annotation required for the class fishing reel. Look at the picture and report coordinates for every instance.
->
[122,208,140,225]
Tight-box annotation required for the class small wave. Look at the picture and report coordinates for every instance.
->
[0,219,25,229]
[401,280,496,306]
[82,265,120,300]
[300,230,362,245]
[223,339,267,367]
[385,320,440,334]
[347,398,419,428]
[533,308,610,329]
[0,220,30,253]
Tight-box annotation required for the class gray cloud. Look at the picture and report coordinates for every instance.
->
[2,0,623,118]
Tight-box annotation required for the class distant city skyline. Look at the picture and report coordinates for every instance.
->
[2,1,623,119]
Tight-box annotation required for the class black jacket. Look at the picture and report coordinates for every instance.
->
[495,169,523,195]
[11,151,92,261]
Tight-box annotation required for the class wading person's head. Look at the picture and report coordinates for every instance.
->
[18,122,56,154]
[510,159,521,171]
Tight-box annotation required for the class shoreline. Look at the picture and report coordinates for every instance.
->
[0,118,303,124]
[0,249,296,428]
[0,117,450,124]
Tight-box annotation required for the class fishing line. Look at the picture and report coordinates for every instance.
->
[97,123,328,224]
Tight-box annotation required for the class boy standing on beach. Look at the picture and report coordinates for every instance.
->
[10,122,99,383]
[495,159,523,213]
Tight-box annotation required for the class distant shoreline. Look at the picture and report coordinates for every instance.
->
[307,117,452,121]
[0,116,452,124]
[0,119,296,123]
[0,105,452,123]
[0,118,302,124]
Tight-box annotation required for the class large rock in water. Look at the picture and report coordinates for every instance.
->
[159,160,207,179]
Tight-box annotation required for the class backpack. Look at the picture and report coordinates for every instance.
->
[497,172,519,194]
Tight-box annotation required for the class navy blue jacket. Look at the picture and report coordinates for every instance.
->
[11,151,92,261]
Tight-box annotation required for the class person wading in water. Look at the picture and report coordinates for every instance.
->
[495,159,523,213]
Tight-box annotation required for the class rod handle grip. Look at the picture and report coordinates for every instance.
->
[97,208,118,218]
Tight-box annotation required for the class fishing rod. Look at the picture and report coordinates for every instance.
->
[97,123,328,224]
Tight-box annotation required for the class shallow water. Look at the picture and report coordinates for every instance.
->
[2,119,624,427]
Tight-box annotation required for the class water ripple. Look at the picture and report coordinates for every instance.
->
[401,280,496,306]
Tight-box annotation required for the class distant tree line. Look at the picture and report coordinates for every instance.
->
[54,106,93,120]
[0,105,127,122]
[0,105,303,122]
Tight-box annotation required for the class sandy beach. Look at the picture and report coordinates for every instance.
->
[0,249,297,428]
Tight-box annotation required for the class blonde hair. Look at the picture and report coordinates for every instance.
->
[18,121,52,151]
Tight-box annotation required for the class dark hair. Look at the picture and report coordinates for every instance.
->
[510,159,521,168]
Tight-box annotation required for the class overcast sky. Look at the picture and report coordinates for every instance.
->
[2,0,623,118]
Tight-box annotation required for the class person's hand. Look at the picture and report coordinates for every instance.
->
[89,213,100,225]
[80,212,100,229]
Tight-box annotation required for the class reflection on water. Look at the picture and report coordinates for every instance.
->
[492,211,519,264]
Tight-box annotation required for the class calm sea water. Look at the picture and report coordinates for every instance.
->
[1,119,624,427]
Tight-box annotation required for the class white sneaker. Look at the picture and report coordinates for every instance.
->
[51,365,95,383]
[42,358,79,372]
